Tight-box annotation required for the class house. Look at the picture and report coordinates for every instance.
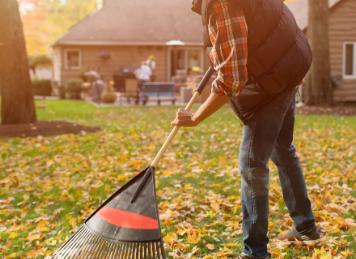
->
[52,0,356,102]
[51,0,208,87]
[285,0,356,102]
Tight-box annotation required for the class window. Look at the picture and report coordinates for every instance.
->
[187,49,202,69]
[169,48,204,78]
[344,43,356,78]
[64,49,82,69]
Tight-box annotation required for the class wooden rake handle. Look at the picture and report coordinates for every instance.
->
[151,66,215,168]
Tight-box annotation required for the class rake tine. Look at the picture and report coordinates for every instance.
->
[68,227,92,259]
[71,229,95,259]
[118,243,125,259]
[90,237,104,258]
[54,226,86,258]
[132,243,137,259]
[144,243,147,259]
[71,228,97,259]
[124,243,130,259]
[78,231,101,259]
[151,242,156,259]
[102,240,113,258]
[140,242,144,259]
[95,239,108,258]
[123,242,130,259]
[57,226,88,259]
[136,243,140,259]
[129,243,134,259]
[105,240,115,258]
[155,241,161,259]
[152,242,156,259]
[147,242,152,259]
[108,241,117,259]
[113,242,121,258]
[119,243,124,259]
[128,243,133,259]
[108,240,117,258]
[126,243,131,259]
[97,239,110,259]
[160,240,166,259]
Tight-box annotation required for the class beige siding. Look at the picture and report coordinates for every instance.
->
[52,47,61,83]
[329,0,356,101]
[60,45,167,84]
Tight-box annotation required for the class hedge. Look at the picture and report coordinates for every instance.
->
[32,79,52,96]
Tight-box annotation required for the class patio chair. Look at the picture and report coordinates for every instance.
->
[125,79,140,105]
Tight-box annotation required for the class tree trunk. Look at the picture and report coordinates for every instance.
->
[0,0,37,124]
[303,0,334,106]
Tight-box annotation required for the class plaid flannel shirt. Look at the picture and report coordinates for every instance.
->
[208,0,248,97]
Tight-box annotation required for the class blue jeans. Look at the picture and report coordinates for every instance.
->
[233,88,315,258]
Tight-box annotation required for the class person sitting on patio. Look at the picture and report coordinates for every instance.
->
[146,55,157,82]
[136,61,152,91]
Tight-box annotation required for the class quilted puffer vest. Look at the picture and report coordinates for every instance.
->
[194,0,312,122]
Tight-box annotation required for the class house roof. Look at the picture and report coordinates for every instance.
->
[53,0,203,46]
[54,0,343,46]
[285,0,341,30]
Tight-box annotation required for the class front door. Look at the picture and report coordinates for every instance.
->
[167,47,204,81]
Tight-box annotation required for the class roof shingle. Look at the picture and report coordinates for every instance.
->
[54,0,342,46]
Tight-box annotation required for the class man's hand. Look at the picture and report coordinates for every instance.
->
[170,92,232,128]
[171,109,199,127]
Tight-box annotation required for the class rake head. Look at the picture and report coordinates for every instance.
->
[51,167,166,259]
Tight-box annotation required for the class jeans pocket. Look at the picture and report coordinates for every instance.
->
[273,89,297,115]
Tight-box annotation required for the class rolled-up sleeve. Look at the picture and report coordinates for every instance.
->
[208,0,248,97]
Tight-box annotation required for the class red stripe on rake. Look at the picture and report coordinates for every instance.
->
[98,207,159,230]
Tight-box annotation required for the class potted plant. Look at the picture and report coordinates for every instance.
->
[98,50,112,61]
[101,80,117,104]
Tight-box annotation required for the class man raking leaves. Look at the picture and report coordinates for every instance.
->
[172,0,321,258]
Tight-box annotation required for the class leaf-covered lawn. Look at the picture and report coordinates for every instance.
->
[0,100,355,259]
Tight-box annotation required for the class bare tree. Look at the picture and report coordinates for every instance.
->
[303,0,334,106]
[0,0,37,124]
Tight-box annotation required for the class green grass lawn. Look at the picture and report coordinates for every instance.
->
[0,100,355,259]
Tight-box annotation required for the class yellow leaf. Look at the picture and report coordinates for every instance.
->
[206,210,216,218]
[225,243,237,247]
[8,253,18,258]
[315,200,323,209]
[9,233,18,239]
[211,203,220,212]
[268,222,274,228]
[117,175,127,180]
[23,194,30,201]
[206,244,214,250]
[315,167,323,174]
[28,234,41,241]
[163,232,178,244]
[45,239,58,246]
[184,183,191,189]
[47,160,54,168]
[37,220,50,228]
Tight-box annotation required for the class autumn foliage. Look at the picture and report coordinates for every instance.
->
[0,102,355,258]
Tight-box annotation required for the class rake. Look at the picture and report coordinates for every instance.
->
[51,66,215,259]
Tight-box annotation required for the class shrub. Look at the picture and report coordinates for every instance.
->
[32,79,52,96]
[58,85,66,99]
[66,78,83,99]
